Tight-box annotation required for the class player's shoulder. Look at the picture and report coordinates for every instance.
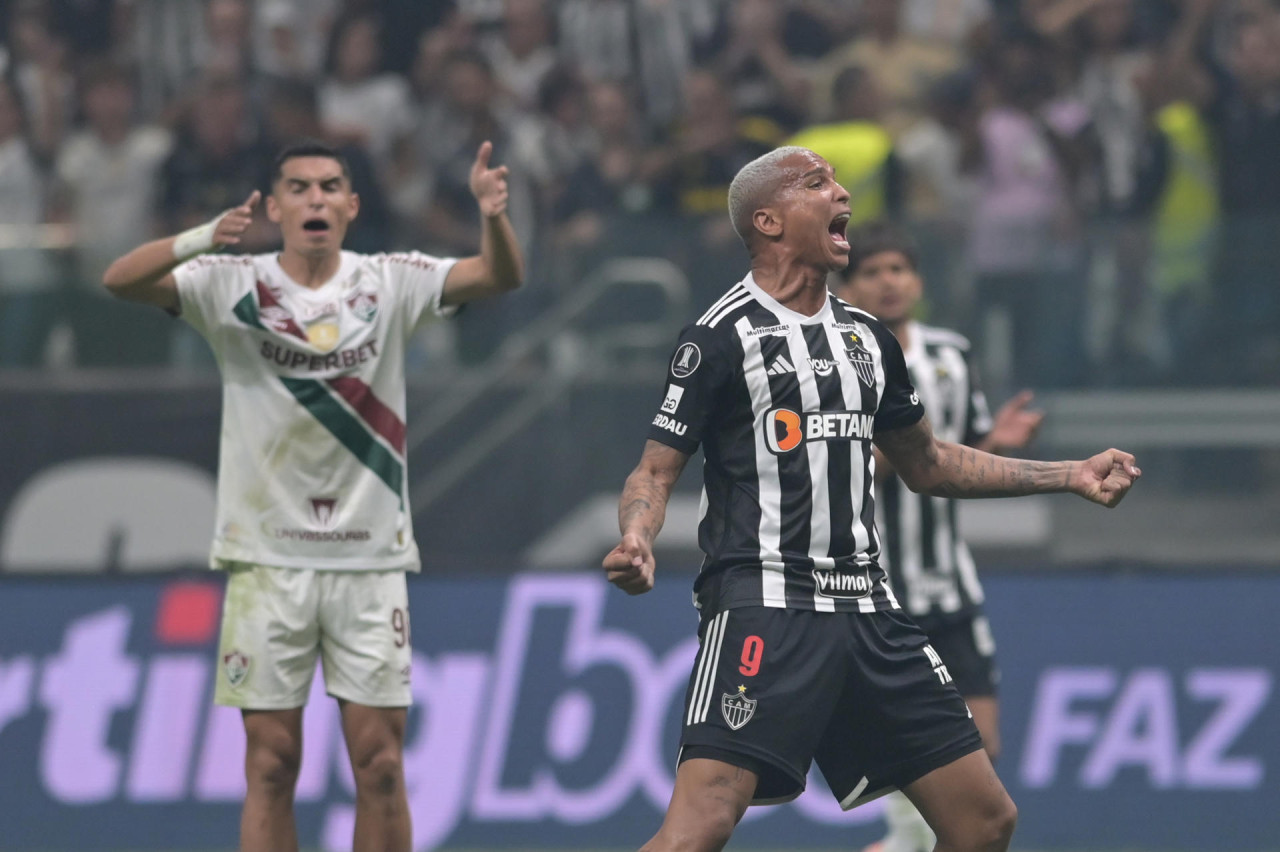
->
[360,250,453,272]
[693,280,758,331]
[179,252,262,277]
[915,322,972,352]
[831,295,881,326]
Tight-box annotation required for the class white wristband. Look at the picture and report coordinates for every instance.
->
[172,212,226,261]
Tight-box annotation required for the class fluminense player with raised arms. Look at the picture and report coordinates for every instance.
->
[102,139,523,852]
[603,146,1140,852]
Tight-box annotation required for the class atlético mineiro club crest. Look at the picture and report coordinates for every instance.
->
[223,650,251,688]
[843,332,876,388]
[721,685,757,730]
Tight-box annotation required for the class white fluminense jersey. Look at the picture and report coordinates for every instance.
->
[175,250,458,572]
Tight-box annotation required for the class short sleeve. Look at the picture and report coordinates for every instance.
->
[647,323,735,455]
[173,256,241,340]
[870,321,925,432]
[380,252,460,331]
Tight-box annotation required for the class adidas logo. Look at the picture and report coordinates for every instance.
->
[767,355,796,376]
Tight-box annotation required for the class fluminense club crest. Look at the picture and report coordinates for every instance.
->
[223,650,251,688]
[721,685,757,730]
[346,290,378,323]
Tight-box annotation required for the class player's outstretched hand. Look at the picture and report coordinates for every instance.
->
[1072,448,1141,508]
[990,390,1044,451]
[603,532,655,595]
[469,140,510,218]
[213,190,260,247]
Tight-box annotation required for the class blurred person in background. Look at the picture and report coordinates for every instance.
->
[480,0,559,114]
[253,0,340,82]
[700,0,820,139]
[894,70,984,322]
[550,78,666,282]
[318,10,414,168]
[556,0,714,128]
[99,138,524,852]
[837,221,1043,852]
[902,0,994,47]
[810,0,964,136]
[160,72,273,366]
[193,0,255,80]
[1061,0,1162,381]
[1186,0,1280,383]
[409,49,535,260]
[1123,0,1221,382]
[160,73,271,245]
[0,75,61,367]
[407,49,537,361]
[652,68,775,304]
[53,62,174,366]
[511,64,593,217]
[5,2,74,160]
[967,31,1086,398]
[787,65,905,227]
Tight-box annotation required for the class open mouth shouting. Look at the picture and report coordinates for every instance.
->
[302,218,331,234]
[828,213,851,251]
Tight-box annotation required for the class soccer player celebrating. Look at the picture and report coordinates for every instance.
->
[103,139,522,852]
[837,221,1043,852]
[603,146,1138,852]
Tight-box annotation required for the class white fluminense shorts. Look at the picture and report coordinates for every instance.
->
[214,563,412,709]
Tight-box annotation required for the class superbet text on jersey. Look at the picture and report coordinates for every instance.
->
[173,250,457,572]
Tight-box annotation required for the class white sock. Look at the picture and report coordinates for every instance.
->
[880,790,936,852]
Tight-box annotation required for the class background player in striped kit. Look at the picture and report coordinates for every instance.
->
[101,140,523,852]
[837,221,1044,852]
[603,146,1139,852]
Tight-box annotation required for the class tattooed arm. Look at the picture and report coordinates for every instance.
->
[875,416,1141,507]
[603,440,692,595]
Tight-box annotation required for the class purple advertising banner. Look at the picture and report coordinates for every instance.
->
[0,570,1275,851]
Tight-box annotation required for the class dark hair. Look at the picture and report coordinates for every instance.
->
[843,220,919,278]
[271,140,352,184]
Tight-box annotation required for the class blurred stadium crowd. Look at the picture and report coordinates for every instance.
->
[0,0,1276,390]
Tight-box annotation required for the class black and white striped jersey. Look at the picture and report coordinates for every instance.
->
[877,321,993,626]
[646,273,925,613]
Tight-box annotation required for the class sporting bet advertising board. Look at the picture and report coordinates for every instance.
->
[0,571,1275,851]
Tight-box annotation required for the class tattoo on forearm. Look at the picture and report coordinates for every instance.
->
[877,420,1071,499]
[618,477,667,542]
[932,445,1071,498]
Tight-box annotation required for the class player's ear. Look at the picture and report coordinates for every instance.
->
[347,191,360,222]
[753,207,782,239]
[265,192,282,224]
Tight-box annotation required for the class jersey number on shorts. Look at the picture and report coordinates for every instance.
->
[739,635,764,676]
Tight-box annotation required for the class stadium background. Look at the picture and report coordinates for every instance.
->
[0,1,1276,850]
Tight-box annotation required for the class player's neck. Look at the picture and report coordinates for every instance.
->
[751,257,830,317]
[277,248,342,290]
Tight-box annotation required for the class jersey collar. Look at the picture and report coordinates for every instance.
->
[742,272,834,325]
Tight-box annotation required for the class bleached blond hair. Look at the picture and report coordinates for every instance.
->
[726,146,814,248]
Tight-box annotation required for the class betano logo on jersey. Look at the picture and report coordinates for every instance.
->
[765,408,874,454]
